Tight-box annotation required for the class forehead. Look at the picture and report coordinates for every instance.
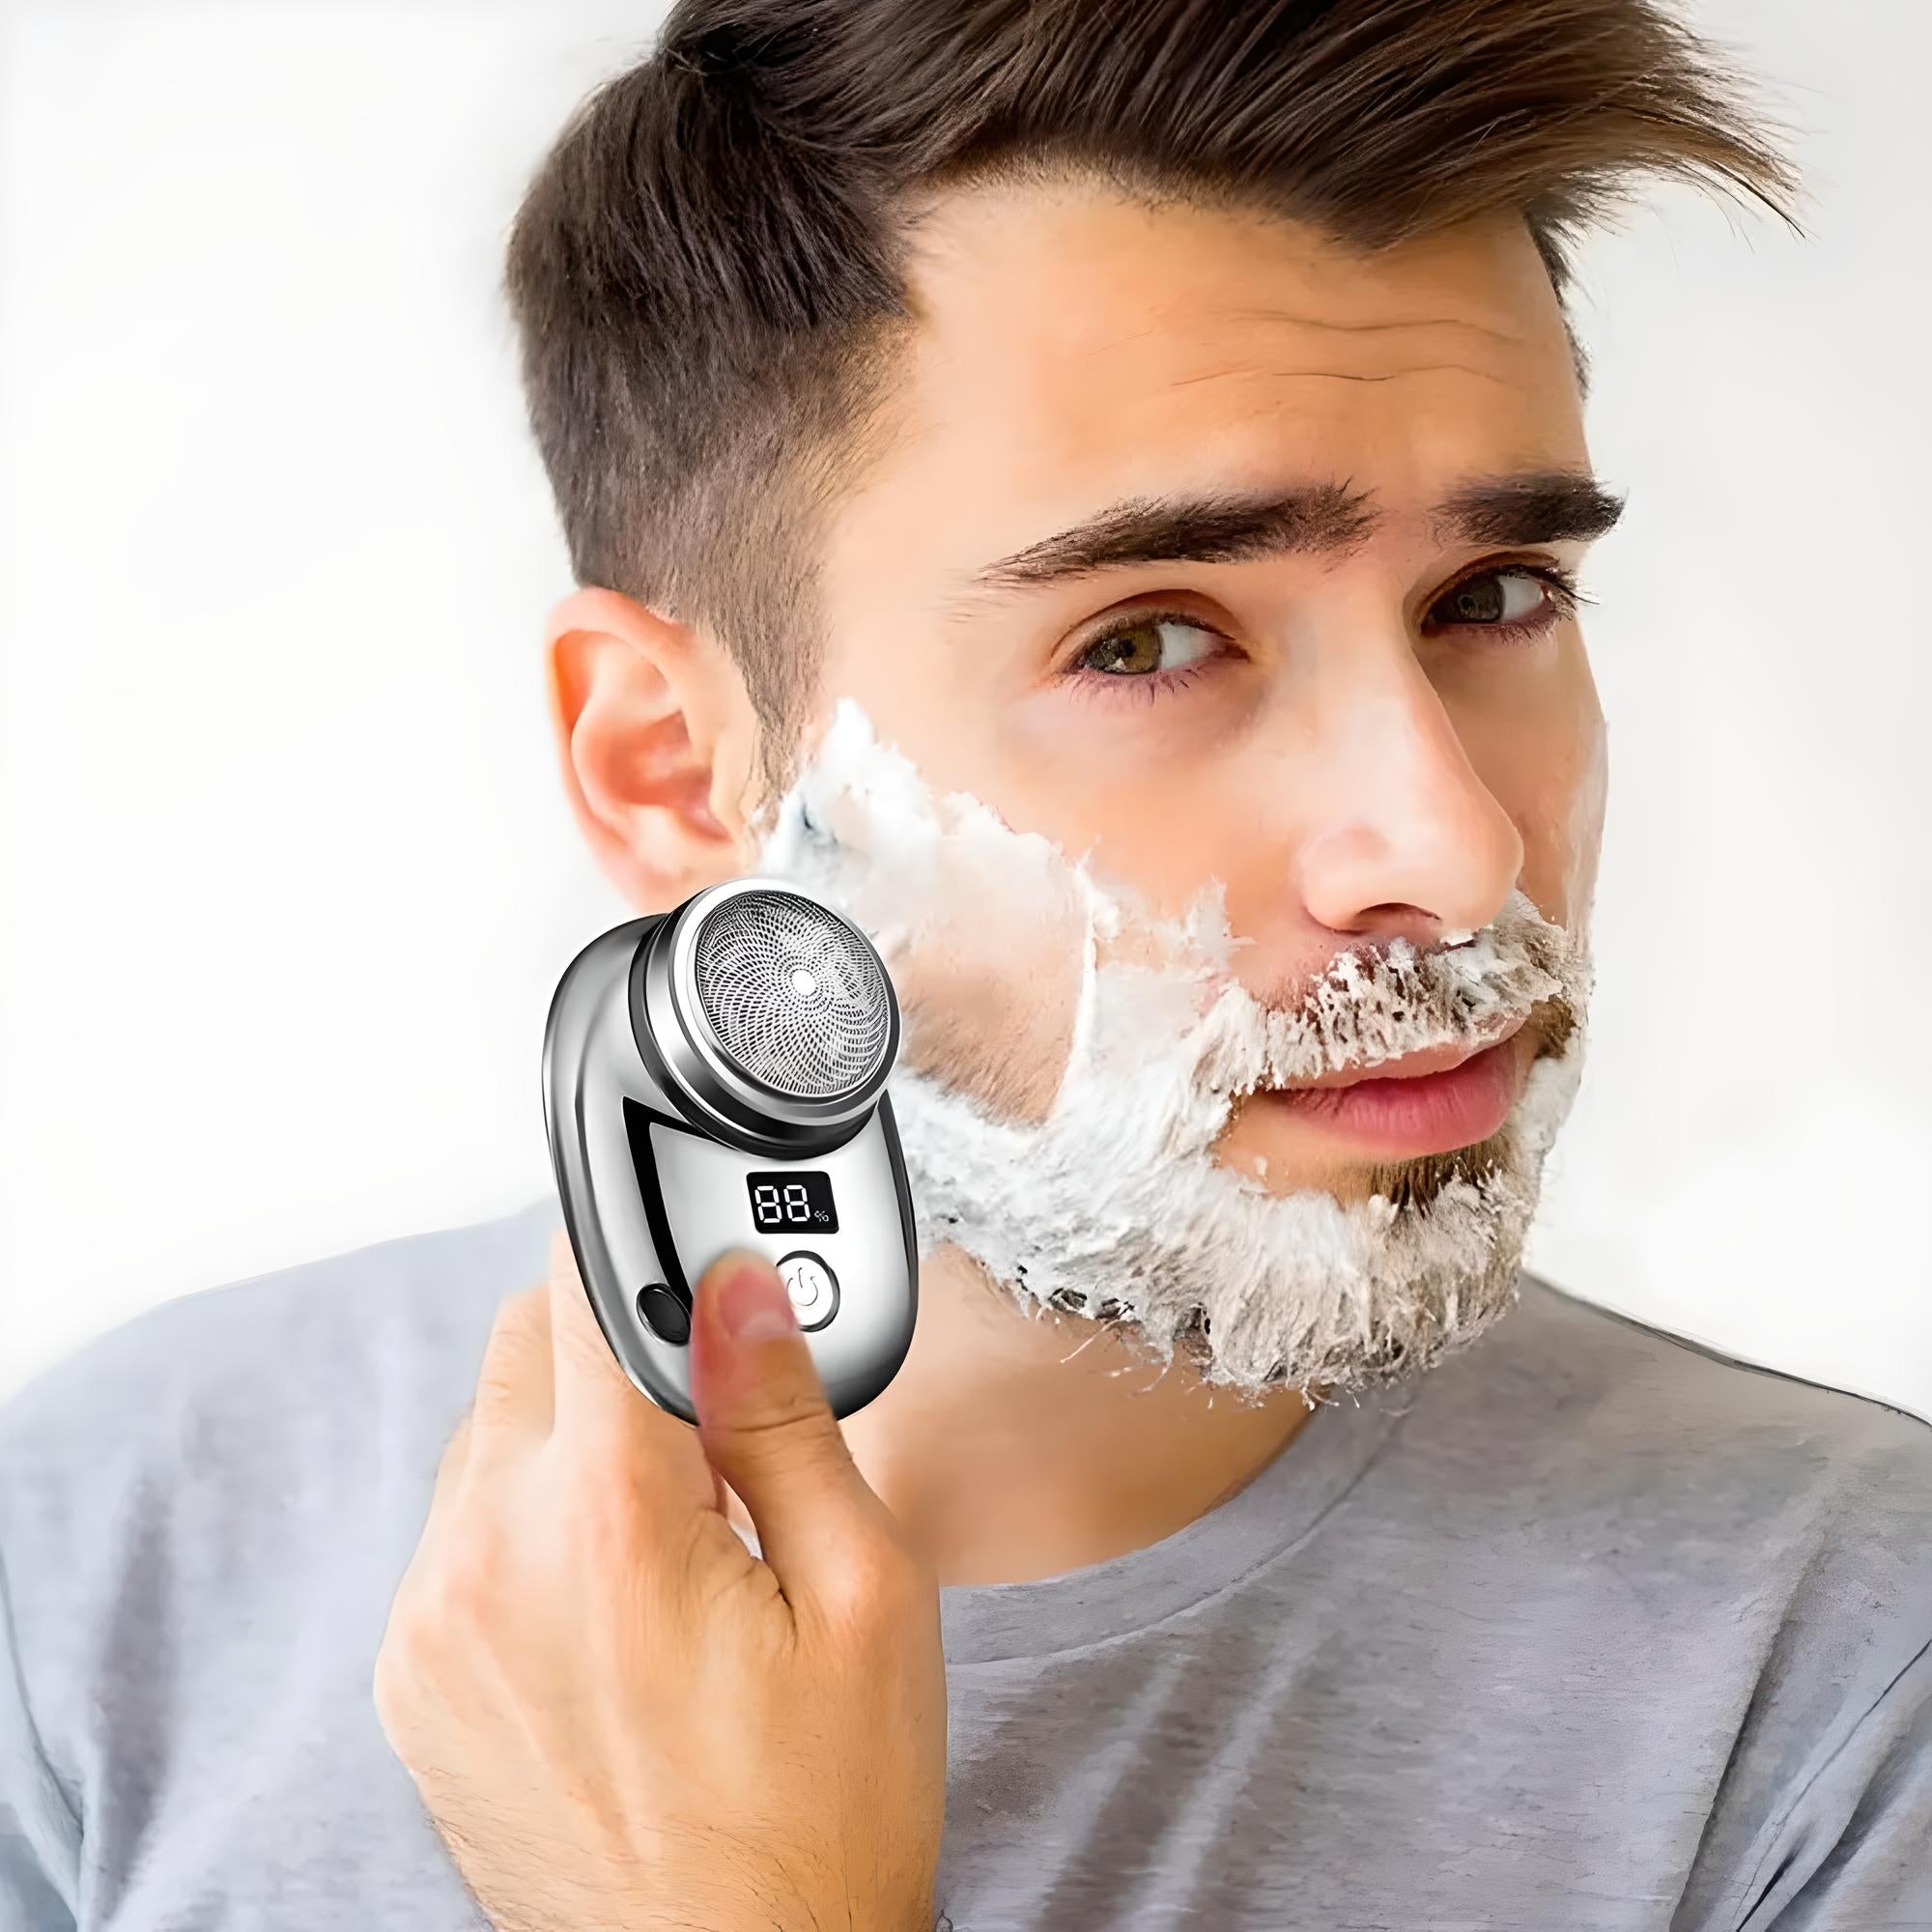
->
[838,180,1588,574]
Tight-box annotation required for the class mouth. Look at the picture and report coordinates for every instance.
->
[1251,1017,1532,1157]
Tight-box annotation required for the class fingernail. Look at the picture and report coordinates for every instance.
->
[717,1261,798,1343]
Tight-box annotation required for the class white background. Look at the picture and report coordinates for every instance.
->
[2,0,1926,1415]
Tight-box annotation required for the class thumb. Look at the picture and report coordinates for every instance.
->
[687,1248,892,1605]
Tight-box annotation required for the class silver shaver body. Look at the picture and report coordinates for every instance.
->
[542,877,919,1424]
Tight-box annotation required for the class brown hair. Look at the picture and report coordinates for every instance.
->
[504,0,1804,790]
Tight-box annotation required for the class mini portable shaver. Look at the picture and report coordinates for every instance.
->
[542,876,919,1423]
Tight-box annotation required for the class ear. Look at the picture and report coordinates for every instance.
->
[545,586,759,912]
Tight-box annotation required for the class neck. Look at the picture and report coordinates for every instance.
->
[723,1243,1315,1586]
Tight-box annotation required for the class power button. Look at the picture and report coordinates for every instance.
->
[776,1251,839,1331]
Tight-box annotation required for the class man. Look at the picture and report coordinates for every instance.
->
[3,0,1928,1926]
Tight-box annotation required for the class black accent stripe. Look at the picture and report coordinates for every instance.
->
[877,1088,921,1305]
[621,1096,702,1315]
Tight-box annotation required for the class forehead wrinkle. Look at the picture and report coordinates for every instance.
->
[1161,362,1516,390]
[1197,305,1526,343]
[1077,302,1526,365]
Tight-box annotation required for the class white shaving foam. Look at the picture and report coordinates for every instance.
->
[751,699,1595,1404]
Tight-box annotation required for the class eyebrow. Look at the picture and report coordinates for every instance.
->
[947,469,1628,611]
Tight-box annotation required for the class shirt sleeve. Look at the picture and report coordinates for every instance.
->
[1738,1637,1932,1930]
[0,1536,79,1929]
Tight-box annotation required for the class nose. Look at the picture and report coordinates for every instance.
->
[1293,644,1524,948]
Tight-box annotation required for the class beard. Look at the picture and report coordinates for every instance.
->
[751,698,1594,1406]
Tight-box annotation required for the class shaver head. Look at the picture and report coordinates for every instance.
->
[632,877,900,1156]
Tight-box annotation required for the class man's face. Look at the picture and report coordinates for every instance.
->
[788,178,1609,1216]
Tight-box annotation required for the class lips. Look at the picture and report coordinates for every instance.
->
[1256,1022,1529,1156]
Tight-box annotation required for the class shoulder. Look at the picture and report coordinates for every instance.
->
[0,1201,560,1908]
[1493,1269,1932,1492]
[0,1196,557,1583]
[1406,1274,1932,1906]
[1,1195,556,1444]
[1474,1289,1932,1924]
[1424,1269,1932,1645]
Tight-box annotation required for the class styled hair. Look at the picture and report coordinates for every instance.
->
[505,0,1803,783]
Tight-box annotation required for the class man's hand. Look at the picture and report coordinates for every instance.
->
[373,1228,948,1932]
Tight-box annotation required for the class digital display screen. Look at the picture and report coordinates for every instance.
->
[746,1170,838,1235]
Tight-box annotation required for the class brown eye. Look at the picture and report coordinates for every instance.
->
[1448,577,1507,621]
[1076,615,1217,676]
[1426,565,1577,638]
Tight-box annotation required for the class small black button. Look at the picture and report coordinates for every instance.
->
[636,1284,691,1346]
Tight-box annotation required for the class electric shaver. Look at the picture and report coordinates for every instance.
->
[542,876,919,1423]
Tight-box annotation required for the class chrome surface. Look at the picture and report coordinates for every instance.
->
[542,885,918,1426]
[641,875,899,1151]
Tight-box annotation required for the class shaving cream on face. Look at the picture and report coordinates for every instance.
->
[751,699,1595,1404]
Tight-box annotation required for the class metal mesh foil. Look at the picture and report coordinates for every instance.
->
[689,891,892,1099]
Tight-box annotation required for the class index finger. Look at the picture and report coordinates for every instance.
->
[543,1226,718,1517]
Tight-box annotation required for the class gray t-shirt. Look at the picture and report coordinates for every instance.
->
[1,1198,1927,1930]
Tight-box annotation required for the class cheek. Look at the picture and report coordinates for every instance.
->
[1560,716,1609,934]
[795,678,1099,1124]
[886,896,1087,1124]
[1532,666,1607,932]
[1457,643,1606,932]
[813,583,1245,923]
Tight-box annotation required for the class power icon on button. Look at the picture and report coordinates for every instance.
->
[777,1251,839,1332]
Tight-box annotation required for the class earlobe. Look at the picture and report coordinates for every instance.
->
[544,587,747,913]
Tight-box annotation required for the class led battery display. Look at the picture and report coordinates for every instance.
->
[746,1170,838,1234]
